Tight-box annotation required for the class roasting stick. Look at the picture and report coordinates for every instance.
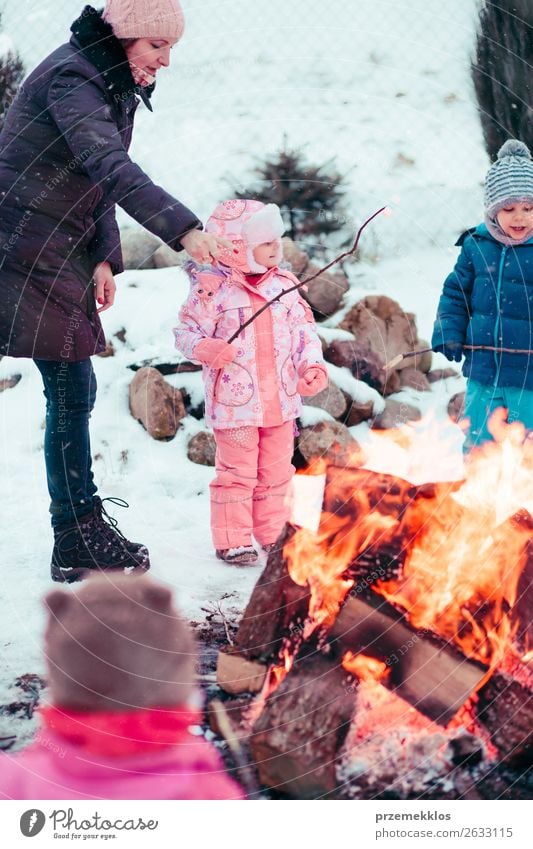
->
[384,344,533,371]
[210,699,262,798]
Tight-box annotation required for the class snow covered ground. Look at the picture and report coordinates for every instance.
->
[0,250,466,742]
[0,0,483,745]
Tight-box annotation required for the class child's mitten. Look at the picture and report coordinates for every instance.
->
[433,342,463,363]
[193,338,237,368]
[297,364,328,396]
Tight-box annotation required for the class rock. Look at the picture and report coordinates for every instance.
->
[0,374,21,392]
[447,392,465,423]
[129,366,186,439]
[114,328,127,344]
[427,368,460,383]
[399,367,431,392]
[324,338,400,396]
[187,432,216,466]
[121,228,161,270]
[372,399,422,429]
[153,243,183,268]
[302,262,349,318]
[323,338,361,370]
[298,420,365,467]
[303,381,347,420]
[412,340,433,373]
[281,237,349,318]
[381,370,402,396]
[343,397,375,426]
[339,295,421,372]
[282,237,310,276]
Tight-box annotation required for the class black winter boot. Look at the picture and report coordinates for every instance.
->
[51,507,151,583]
[91,496,148,556]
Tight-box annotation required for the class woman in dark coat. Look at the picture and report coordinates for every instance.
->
[0,0,225,582]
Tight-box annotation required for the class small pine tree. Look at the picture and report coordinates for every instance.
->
[472,0,532,159]
[0,12,24,134]
[230,140,348,249]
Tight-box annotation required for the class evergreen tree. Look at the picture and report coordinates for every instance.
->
[472,0,532,159]
[230,140,348,248]
[0,12,24,134]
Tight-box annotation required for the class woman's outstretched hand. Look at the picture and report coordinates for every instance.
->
[93,262,116,313]
[180,230,233,264]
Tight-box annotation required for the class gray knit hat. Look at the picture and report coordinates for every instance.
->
[484,139,533,216]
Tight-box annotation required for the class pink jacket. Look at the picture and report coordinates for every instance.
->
[174,265,325,429]
[0,731,243,800]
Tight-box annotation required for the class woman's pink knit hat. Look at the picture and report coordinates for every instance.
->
[103,0,185,41]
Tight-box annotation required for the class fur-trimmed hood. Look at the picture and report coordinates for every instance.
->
[70,5,155,111]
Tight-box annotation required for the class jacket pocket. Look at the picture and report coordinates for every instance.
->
[281,353,298,397]
[213,362,254,407]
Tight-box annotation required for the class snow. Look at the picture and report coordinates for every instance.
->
[0,0,488,759]
[0,246,465,731]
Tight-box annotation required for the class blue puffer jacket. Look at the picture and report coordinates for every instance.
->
[432,224,533,390]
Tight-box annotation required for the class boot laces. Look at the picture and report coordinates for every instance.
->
[94,496,131,543]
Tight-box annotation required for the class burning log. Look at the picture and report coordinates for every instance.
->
[250,648,356,798]
[476,663,533,767]
[320,467,463,586]
[235,470,462,665]
[328,588,488,725]
[234,525,311,661]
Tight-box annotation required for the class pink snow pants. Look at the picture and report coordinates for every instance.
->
[210,421,295,549]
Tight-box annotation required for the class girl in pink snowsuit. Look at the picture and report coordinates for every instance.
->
[174,199,328,564]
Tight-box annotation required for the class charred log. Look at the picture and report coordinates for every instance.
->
[250,648,356,798]
[328,588,487,725]
[234,524,311,661]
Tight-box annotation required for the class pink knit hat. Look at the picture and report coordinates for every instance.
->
[103,0,185,41]
[205,199,285,273]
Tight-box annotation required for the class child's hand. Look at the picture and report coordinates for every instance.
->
[193,338,237,368]
[297,364,328,396]
[433,342,463,363]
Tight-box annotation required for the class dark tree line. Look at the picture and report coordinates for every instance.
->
[0,11,24,134]
[472,0,532,159]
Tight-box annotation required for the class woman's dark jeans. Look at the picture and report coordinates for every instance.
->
[34,358,97,528]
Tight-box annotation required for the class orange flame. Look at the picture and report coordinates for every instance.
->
[286,410,532,669]
[343,651,390,683]
[377,412,531,667]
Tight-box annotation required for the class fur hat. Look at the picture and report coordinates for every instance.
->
[103,0,185,41]
[485,139,533,216]
[44,575,196,711]
[205,199,285,273]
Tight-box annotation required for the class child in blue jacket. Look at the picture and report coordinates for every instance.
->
[432,139,533,450]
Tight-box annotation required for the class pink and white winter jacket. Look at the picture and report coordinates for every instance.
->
[174,264,325,429]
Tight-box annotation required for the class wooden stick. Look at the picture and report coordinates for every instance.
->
[384,344,533,371]
[209,699,262,797]
[227,207,387,344]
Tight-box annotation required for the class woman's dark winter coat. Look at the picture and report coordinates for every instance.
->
[0,5,201,360]
[432,224,533,391]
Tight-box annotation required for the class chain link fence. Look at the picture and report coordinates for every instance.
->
[2,0,490,259]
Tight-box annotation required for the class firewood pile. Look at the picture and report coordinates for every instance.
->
[210,464,533,799]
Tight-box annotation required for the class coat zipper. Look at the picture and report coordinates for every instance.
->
[494,246,506,384]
